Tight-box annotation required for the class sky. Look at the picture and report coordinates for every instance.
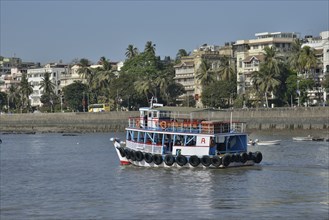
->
[1,0,328,65]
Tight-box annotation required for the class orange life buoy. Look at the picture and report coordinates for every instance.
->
[160,121,167,129]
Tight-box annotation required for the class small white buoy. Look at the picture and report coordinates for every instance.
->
[77,142,79,144]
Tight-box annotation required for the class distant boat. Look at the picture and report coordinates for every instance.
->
[255,139,281,146]
[292,136,313,141]
[311,137,325,141]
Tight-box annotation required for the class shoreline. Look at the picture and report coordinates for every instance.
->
[0,108,328,136]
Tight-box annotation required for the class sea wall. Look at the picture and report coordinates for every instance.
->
[0,107,328,133]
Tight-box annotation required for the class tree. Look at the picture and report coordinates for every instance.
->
[251,46,282,107]
[77,58,94,85]
[134,75,157,102]
[62,81,88,112]
[299,46,317,78]
[202,80,236,108]
[196,59,217,87]
[109,72,147,110]
[217,56,235,81]
[39,72,55,95]
[144,41,156,55]
[39,72,56,111]
[0,91,7,112]
[8,84,20,112]
[125,44,139,59]
[322,74,329,105]
[288,39,304,74]
[175,49,189,62]
[91,57,115,102]
[19,73,33,112]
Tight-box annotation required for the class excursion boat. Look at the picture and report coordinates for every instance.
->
[111,99,262,168]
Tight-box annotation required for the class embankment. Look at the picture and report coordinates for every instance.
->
[0,107,328,133]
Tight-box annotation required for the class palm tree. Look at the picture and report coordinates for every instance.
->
[134,75,157,102]
[39,72,56,111]
[263,46,282,75]
[196,59,216,86]
[77,58,94,85]
[289,38,303,74]
[217,56,235,81]
[93,57,115,98]
[251,46,282,107]
[175,49,189,61]
[299,46,317,78]
[39,72,55,96]
[8,84,20,112]
[144,41,156,55]
[125,44,139,59]
[19,73,33,112]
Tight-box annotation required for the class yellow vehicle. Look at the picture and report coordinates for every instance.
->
[88,103,110,112]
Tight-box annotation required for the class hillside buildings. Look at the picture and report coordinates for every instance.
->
[1,30,328,109]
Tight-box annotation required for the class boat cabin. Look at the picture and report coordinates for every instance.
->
[126,104,248,157]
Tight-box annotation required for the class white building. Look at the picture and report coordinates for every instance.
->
[28,63,68,107]
[234,32,298,95]
[301,31,329,104]
[60,64,86,89]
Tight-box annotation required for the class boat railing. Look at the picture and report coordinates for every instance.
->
[126,140,162,154]
[128,117,245,134]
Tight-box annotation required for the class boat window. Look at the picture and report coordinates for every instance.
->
[175,135,184,146]
[185,135,196,146]
[138,132,145,143]
[216,136,226,152]
[227,135,246,151]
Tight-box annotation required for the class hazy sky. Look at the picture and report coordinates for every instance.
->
[1,0,328,64]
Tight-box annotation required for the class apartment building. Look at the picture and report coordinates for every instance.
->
[0,60,36,93]
[28,63,68,107]
[173,56,195,103]
[234,32,298,95]
[301,31,329,104]
[60,64,86,90]
[174,44,234,107]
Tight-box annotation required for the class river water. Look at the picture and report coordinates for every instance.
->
[0,132,328,220]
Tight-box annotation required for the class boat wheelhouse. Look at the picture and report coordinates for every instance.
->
[112,101,262,168]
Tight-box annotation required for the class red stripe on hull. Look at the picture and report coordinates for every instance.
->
[120,161,131,165]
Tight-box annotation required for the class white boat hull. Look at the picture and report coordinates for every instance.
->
[256,140,281,146]
[292,137,313,141]
[128,160,255,168]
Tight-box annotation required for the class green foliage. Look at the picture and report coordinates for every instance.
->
[322,74,329,92]
[181,95,196,107]
[196,59,217,86]
[40,93,59,112]
[201,80,236,109]
[0,91,8,111]
[62,81,88,112]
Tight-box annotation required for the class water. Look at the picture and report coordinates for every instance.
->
[0,132,328,220]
